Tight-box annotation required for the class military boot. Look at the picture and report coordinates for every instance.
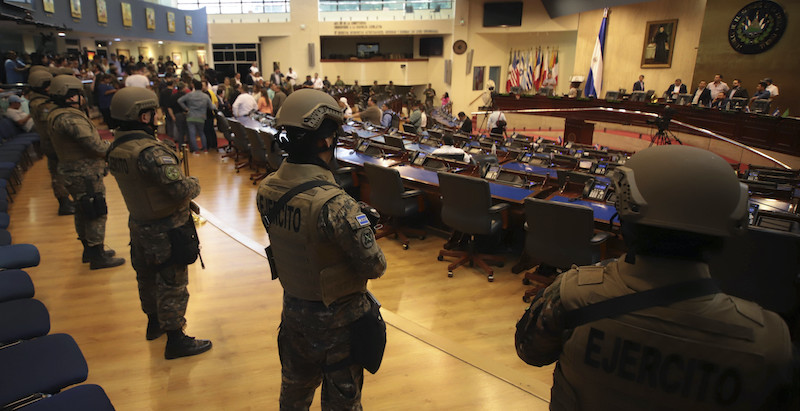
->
[57,198,75,216]
[165,330,212,360]
[81,240,116,263]
[87,245,125,270]
[146,314,164,340]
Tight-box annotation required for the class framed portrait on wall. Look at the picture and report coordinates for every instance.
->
[116,48,130,59]
[69,0,81,19]
[473,66,485,91]
[641,19,678,68]
[95,0,107,24]
[43,0,55,14]
[196,50,206,67]
[185,16,193,35]
[138,47,148,59]
[121,2,132,27]
[171,52,182,66]
[167,12,176,33]
[146,8,156,30]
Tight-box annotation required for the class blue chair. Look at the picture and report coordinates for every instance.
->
[20,384,115,411]
[0,228,12,245]
[0,212,10,229]
[0,299,50,344]
[0,269,34,302]
[0,334,89,408]
[0,244,40,269]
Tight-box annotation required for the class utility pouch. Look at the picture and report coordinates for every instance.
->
[265,245,278,280]
[350,292,387,374]
[80,177,108,219]
[167,217,200,265]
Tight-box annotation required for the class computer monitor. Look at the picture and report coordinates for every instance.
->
[578,159,594,171]
[676,93,693,106]
[383,135,406,150]
[644,90,655,101]
[752,99,771,114]
[538,86,554,97]
[604,91,619,101]
[729,97,748,110]
[630,91,646,102]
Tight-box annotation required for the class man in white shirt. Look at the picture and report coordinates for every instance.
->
[250,62,259,75]
[420,109,427,130]
[487,110,506,131]
[232,84,258,118]
[286,67,298,88]
[764,78,779,97]
[6,95,34,132]
[706,74,729,99]
[432,133,471,163]
[312,73,324,90]
[124,63,150,88]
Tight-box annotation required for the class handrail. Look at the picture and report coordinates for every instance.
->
[474,107,792,170]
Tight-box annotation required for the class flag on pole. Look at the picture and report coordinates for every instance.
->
[585,8,609,98]
[526,50,534,91]
[533,48,542,90]
[552,50,559,85]
[519,51,528,90]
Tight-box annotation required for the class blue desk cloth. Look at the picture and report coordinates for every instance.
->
[502,162,556,177]
[550,195,618,223]
[393,166,535,203]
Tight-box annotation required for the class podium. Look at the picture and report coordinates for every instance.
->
[564,119,594,145]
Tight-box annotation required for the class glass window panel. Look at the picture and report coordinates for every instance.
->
[224,51,235,60]
[246,51,258,61]
[235,51,247,60]
[213,51,225,61]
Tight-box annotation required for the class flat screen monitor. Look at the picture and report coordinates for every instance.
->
[604,91,619,101]
[538,86,554,97]
[630,91,646,102]
[677,93,693,106]
[357,43,379,59]
[578,160,593,170]
[419,37,443,57]
[483,2,523,27]
[752,99,771,114]
[384,135,406,150]
[729,97,748,110]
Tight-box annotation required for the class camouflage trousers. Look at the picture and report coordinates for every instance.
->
[63,173,106,247]
[278,293,370,411]
[45,152,70,200]
[130,223,189,331]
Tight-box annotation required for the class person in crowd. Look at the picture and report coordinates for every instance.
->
[358,96,382,125]
[107,87,212,360]
[516,145,796,410]
[255,89,386,410]
[633,75,645,91]
[338,97,353,120]
[271,82,287,114]
[665,78,686,100]
[432,133,471,163]
[706,74,729,98]
[691,80,711,107]
[257,83,273,115]
[232,83,257,119]
[6,95,33,132]
[458,111,472,135]
[178,80,216,152]
[380,102,396,128]
[764,77,779,97]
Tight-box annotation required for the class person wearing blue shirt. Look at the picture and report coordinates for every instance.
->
[4,51,28,84]
[380,102,395,128]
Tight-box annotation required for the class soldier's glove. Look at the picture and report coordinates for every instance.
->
[358,201,381,233]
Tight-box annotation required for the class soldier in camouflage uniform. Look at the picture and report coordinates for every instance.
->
[107,87,212,360]
[515,146,796,410]
[47,74,124,269]
[28,66,74,215]
[256,89,386,410]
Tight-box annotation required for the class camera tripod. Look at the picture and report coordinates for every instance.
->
[650,127,682,146]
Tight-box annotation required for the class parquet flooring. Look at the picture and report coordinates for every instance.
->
[7,150,553,410]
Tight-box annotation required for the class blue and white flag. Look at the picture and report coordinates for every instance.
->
[585,8,609,98]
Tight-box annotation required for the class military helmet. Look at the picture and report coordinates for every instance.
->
[610,145,748,237]
[29,65,49,74]
[28,70,53,88]
[49,74,83,97]
[275,88,343,131]
[49,67,76,76]
[110,87,159,122]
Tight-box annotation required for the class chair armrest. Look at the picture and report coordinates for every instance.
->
[590,231,613,245]
[489,203,510,214]
[401,189,423,199]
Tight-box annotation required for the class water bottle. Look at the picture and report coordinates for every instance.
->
[491,142,497,155]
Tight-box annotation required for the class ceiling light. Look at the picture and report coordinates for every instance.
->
[158,41,164,44]
[57,32,65,37]
[114,38,121,42]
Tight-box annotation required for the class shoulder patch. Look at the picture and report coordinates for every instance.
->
[360,229,375,249]
[164,165,181,181]
[355,213,370,227]
[160,156,177,165]
[577,266,605,286]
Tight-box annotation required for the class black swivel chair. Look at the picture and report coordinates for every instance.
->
[363,163,426,250]
[215,112,233,153]
[436,172,508,282]
[259,130,285,172]
[521,198,612,302]
[227,120,252,172]
[244,127,269,184]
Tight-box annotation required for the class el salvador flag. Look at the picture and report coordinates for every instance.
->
[585,8,609,98]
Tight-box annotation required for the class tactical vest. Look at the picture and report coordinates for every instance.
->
[47,107,98,163]
[553,258,793,411]
[108,131,189,221]
[29,93,55,148]
[258,162,367,306]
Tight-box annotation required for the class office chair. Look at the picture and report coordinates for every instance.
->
[227,120,252,172]
[215,112,233,153]
[436,172,508,282]
[707,226,800,337]
[259,129,286,172]
[363,163,426,250]
[244,127,269,184]
[521,198,612,302]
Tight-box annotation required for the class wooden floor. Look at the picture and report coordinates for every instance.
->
[8,150,555,410]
